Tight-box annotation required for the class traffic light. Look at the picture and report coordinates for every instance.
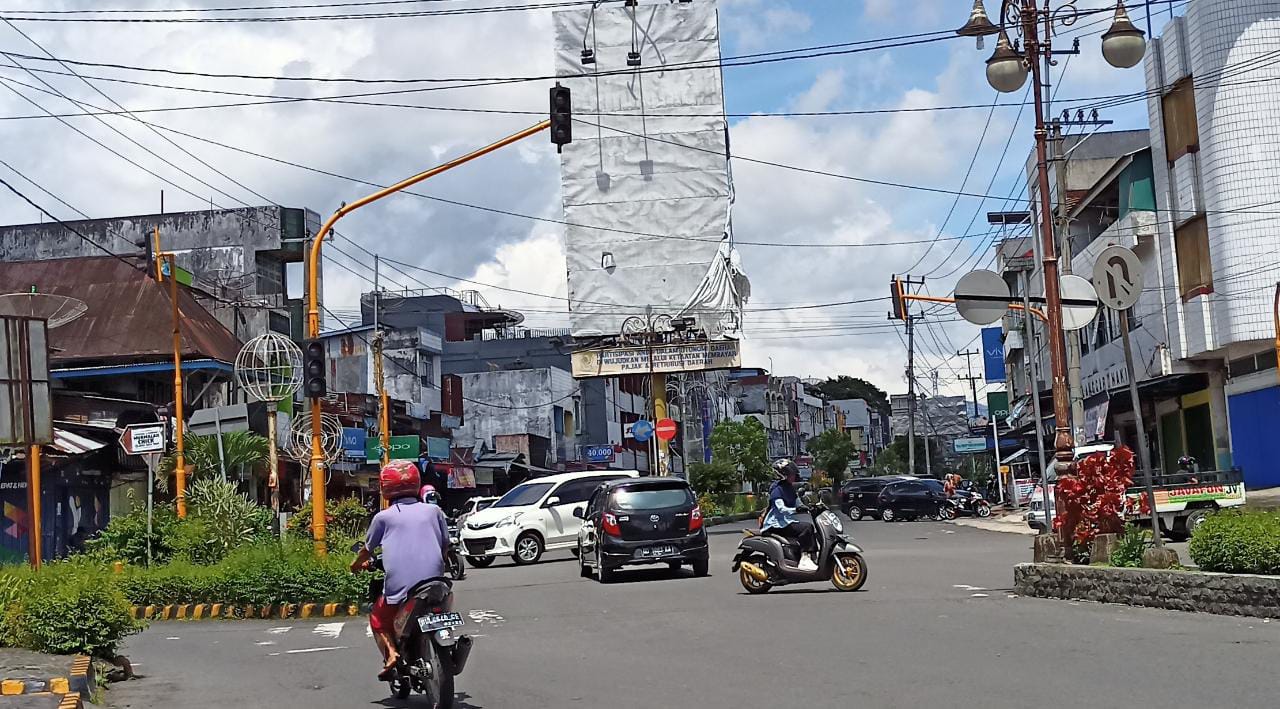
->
[550,83,572,152]
[303,338,327,398]
[890,277,907,321]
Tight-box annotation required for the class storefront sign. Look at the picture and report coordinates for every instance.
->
[582,444,616,463]
[986,391,1010,422]
[341,427,366,458]
[982,327,1006,382]
[365,435,419,462]
[571,341,741,378]
[954,437,988,454]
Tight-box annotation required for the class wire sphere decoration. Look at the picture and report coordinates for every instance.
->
[235,333,304,403]
[285,410,344,465]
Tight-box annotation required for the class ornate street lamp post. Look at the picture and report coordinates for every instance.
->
[957,1,1145,550]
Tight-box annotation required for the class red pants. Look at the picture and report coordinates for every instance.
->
[369,596,399,633]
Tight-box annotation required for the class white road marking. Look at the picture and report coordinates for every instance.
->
[267,627,292,635]
[313,622,345,639]
[953,584,986,591]
[165,637,180,640]
[268,653,280,657]
[285,646,348,654]
[256,641,276,646]
[971,593,990,598]
[365,626,373,638]
[467,610,504,625]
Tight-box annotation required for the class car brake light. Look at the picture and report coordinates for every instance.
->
[602,512,621,537]
[689,505,703,532]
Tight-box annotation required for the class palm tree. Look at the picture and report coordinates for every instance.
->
[156,431,269,491]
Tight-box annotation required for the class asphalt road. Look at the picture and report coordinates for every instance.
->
[109,520,1280,709]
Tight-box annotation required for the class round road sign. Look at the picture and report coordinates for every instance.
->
[954,269,1011,326]
[1059,275,1100,331]
[1091,245,1144,311]
[656,418,678,442]
[630,419,655,443]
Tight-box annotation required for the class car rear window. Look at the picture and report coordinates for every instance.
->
[610,484,695,511]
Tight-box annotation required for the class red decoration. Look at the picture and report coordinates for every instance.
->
[1053,445,1135,551]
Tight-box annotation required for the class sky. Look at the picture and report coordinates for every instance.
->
[0,0,1172,400]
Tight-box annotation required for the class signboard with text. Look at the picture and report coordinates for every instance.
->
[365,435,420,462]
[119,423,166,456]
[986,391,1010,423]
[981,327,1005,382]
[571,341,741,378]
[954,437,987,454]
[582,445,616,464]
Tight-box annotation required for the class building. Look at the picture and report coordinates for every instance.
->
[1142,1,1280,488]
[891,394,974,473]
[0,206,317,341]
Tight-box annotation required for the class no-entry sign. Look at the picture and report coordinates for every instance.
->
[656,418,678,442]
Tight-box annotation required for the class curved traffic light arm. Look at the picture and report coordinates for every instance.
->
[893,291,1049,322]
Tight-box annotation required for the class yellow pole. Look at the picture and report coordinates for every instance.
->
[156,228,188,518]
[374,333,391,509]
[1274,283,1280,387]
[652,373,668,476]
[26,445,41,568]
[304,120,550,552]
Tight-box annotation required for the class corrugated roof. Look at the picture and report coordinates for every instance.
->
[0,256,242,366]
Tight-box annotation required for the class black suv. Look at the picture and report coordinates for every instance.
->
[877,478,950,522]
[574,478,709,583]
[838,476,912,520]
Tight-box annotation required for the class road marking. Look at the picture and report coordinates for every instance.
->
[314,622,345,639]
[468,610,504,625]
[971,593,990,598]
[267,627,292,635]
[256,641,276,646]
[365,626,373,638]
[953,584,987,591]
[285,646,348,654]
[268,653,280,657]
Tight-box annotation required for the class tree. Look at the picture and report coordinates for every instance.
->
[688,461,738,495]
[815,376,890,418]
[157,431,270,491]
[709,418,771,488]
[807,429,855,485]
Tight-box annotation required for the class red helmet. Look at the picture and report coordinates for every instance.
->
[380,460,421,501]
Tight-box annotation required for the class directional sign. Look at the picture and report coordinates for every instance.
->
[954,437,987,454]
[1059,275,1100,331]
[1091,245,1144,310]
[119,423,166,455]
[954,269,1011,326]
[656,418,678,442]
[629,419,655,443]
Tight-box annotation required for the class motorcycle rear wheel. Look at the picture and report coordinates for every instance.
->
[831,552,868,592]
[738,564,772,594]
[418,634,455,709]
[391,677,411,700]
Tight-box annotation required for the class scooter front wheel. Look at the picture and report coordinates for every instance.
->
[975,502,992,518]
[831,552,868,592]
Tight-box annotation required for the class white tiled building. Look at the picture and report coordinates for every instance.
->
[1145,0,1280,487]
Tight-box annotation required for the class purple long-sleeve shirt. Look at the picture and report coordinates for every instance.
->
[365,498,449,604]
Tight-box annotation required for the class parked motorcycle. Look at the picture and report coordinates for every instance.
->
[730,499,869,594]
[949,490,992,518]
[353,542,473,706]
[446,523,467,580]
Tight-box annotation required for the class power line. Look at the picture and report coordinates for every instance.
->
[0,174,144,272]
[0,0,609,23]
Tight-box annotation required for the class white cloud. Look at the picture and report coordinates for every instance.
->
[728,1,813,51]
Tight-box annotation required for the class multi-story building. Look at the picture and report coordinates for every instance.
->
[1140,0,1280,488]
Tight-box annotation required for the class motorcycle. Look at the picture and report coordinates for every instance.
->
[353,542,474,707]
[730,498,869,594]
[949,490,992,518]
[446,522,467,580]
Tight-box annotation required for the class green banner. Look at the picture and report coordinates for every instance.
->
[987,391,1010,421]
[366,435,419,462]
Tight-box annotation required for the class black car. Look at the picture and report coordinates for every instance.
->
[838,476,913,520]
[877,479,950,522]
[574,478,709,583]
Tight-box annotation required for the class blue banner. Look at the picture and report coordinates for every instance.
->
[341,427,366,457]
[582,445,616,463]
[982,327,1006,382]
[426,436,451,461]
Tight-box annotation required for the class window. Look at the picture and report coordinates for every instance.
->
[492,482,553,508]
[554,476,622,505]
[610,484,694,511]
[418,353,435,389]
[1175,217,1213,300]
[1161,78,1199,161]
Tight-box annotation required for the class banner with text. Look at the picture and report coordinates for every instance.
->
[981,327,1006,382]
[571,341,742,378]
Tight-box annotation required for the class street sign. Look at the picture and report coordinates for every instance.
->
[954,437,987,454]
[119,423,166,455]
[655,418,678,442]
[987,391,1010,422]
[1091,245,1144,310]
[582,444,616,463]
[954,269,1011,326]
[365,435,419,462]
[629,419,655,443]
[1059,275,1100,331]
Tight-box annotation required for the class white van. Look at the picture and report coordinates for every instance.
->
[460,470,640,566]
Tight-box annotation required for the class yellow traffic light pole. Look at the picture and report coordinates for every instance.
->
[305,120,550,553]
[155,227,188,518]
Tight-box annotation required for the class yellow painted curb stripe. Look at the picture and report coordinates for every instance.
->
[347,604,359,616]
[210,603,223,617]
[59,694,83,709]
[299,603,315,619]
[0,679,23,695]
[176,604,189,620]
[49,678,69,694]
[323,603,338,617]
[144,605,156,619]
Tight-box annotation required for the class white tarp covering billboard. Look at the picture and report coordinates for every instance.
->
[554,0,747,338]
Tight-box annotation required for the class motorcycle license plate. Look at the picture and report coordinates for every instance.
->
[418,612,464,633]
[635,545,676,558]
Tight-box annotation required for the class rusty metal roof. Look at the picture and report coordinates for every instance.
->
[0,256,243,366]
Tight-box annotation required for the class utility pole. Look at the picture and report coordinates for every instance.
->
[906,314,917,476]
[155,226,188,518]
[1052,118,1096,445]
[957,349,983,420]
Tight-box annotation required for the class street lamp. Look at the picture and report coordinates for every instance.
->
[956,0,1145,553]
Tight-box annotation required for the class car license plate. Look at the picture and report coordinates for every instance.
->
[418,612,464,633]
[636,545,676,558]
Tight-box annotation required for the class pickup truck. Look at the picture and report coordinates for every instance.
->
[1025,443,1246,541]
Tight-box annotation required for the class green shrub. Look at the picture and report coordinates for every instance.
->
[1,560,143,657]
[689,461,738,495]
[288,497,371,540]
[1189,510,1280,574]
[83,494,181,566]
[1109,525,1150,568]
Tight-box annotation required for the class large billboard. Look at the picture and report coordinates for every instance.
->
[553,0,747,340]
[571,340,741,378]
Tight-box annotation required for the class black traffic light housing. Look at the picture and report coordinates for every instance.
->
[303,338,327,398]
[890,277,907,321]
[550,83,572,153]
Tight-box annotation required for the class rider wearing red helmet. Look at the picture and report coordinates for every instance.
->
[351,460,450,680]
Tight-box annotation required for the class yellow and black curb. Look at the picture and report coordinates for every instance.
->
[129,602,367,621]
[0,654,93,705]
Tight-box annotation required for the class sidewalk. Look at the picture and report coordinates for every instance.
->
[952,510,1036,535]
[1246,486,1280,510]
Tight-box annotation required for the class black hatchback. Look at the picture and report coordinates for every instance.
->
[574,478,709,583]
[838,475,913,520]
[877,478,950,522]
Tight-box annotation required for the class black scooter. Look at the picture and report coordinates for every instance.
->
[353,542,474,706]
[950,490,992,518]
[730,499,869,594]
